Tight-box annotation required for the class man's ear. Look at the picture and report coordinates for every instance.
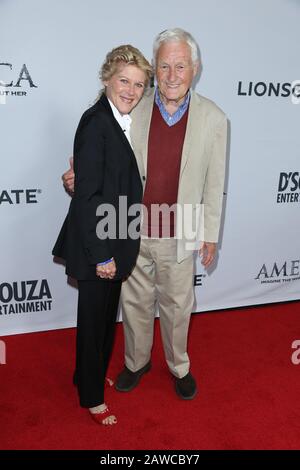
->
[193,61,200,78]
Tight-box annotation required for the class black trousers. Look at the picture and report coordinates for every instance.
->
[75,279,122,408]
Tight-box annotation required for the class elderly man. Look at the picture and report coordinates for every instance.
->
[63,28,227,400]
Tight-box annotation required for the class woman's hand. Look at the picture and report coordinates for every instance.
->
[96,259,116,279]
[62,157,75,194]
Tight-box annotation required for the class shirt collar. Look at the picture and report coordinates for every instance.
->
[154,87,190,127]
[107,97,132,131]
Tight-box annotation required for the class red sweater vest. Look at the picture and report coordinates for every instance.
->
[142,103,188,237]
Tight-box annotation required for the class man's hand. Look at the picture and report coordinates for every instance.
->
[62,157,75,194]
[96,259,117,280]
[199,242,217,268]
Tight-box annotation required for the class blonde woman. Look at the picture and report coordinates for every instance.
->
[53,45,152,425]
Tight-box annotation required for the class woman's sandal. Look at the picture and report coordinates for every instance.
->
[89,406,117,425]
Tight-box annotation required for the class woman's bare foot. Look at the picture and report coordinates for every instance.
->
[89,403,117,425]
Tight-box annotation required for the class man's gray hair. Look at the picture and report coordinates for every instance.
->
[153,28,199,67]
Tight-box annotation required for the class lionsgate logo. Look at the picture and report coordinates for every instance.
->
[0,189,41,205]
[0,280,52,315]
[237,80,300,104]
[0,62,37,104]
[255,260,300,285]
[276,172,300,204]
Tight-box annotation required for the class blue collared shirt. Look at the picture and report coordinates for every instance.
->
[154,87,190,126]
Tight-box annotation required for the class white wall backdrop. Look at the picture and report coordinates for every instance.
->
[0,0,299,335]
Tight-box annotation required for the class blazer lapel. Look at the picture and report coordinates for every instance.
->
[179,90,202,179]
[140,97,154,178]
[130,89,155,178]
[98,93,136,162]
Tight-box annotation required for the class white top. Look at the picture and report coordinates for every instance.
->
[107,98,132,146]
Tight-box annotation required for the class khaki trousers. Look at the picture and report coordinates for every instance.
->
[121,238,195,378]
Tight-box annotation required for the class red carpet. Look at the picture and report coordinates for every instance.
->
[1,301,300,450]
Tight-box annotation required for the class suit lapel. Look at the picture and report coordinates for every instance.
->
[140,96,154,178]
[179,90,202,179]
[131,89,155,178]
[98,93,137,163]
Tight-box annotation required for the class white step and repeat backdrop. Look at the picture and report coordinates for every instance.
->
[0,0,299,335]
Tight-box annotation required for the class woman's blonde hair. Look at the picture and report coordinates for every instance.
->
[100,44,153,87]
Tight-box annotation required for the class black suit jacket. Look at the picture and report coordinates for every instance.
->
[53,94,143,280]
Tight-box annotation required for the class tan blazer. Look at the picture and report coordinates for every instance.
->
[130,88,227,262]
